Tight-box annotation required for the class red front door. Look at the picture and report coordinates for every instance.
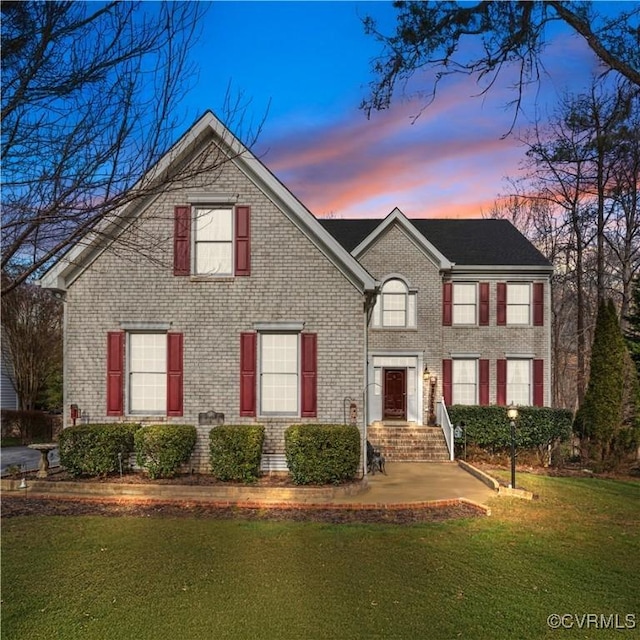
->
[383,369,406,420]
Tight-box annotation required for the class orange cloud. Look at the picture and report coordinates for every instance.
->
[258,74,529,220]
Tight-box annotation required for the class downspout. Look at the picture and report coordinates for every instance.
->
[363,288,378,478]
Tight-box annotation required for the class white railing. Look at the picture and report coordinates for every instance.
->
[436,399,455,461]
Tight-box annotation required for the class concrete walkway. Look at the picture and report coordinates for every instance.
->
[346,462,495,506]
[2,457,496,510]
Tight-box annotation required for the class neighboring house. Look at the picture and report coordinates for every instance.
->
[1,325,18,411]
[1,348,18,411]
[39,111,552,471]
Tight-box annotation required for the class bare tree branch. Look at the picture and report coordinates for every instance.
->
[1,1,264,296]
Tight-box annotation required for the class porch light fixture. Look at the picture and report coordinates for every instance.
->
[422,366,430,382]
[507,402,518,488]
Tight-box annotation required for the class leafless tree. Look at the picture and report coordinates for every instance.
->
[1,1,262,296]
[491,80,640,409]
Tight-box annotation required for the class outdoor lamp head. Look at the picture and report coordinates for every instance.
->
[507,403,518,421]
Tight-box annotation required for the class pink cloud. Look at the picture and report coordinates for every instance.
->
[257,31,596,221]
[258,84,524,219]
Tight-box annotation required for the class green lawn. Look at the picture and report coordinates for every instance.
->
[2,474,638,640]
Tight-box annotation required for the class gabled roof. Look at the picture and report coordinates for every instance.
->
[319,212,552,270]
[39,111,377,294]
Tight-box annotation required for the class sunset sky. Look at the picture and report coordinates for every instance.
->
[181,1,618,219]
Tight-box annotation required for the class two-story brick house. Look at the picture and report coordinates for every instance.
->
[320,210,553,459]
[40,111,553,471]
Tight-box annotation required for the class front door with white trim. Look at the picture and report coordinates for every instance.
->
[383,368,406,420]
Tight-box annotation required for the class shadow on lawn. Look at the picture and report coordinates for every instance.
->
[0,496,485,524]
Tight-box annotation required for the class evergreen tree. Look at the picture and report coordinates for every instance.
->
[625,276,640,379]
[574,300,639,467]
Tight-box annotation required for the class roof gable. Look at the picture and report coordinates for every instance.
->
[39,111,377,294]
[319,213,552,270]
[351,208,453,269]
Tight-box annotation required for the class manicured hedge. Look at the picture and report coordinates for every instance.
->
[209,425,265,483]
[447,405,573,455]
[285,424,360,485]
[134,424,197,479]
[58,423,141,477]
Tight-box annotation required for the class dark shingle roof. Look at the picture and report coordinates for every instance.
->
[319,218,551,267]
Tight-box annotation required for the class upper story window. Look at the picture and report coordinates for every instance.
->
[453,283,476,325]
[507,283,530,325]
[194,208,233,276]
[371,278,416,328]
[173,204,251,277]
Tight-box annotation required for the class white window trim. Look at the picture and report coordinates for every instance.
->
[452,282,477,326]
[126,331,167,416]
[372,277,417,329]
[506,283,531,326]
[452,358,478,405]
[258,332,300,417]
[506,358,532,406]
[192,206,235,277]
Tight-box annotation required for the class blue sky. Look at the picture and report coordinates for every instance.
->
[179,1,620,219]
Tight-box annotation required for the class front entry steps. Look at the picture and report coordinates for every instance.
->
[367,423,450,462]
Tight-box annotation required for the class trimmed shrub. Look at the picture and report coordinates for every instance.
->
[135,424,197,479]
[447,405,572,463]
[209,425,265,483]
[285,424,360,485]
[1,409,54,443]
[58,423,140,477]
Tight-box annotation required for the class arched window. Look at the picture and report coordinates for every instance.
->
[372,278,416,328]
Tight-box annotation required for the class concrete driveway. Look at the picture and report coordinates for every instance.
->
[1,445,60,475]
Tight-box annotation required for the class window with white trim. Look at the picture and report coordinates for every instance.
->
[507,283,530,325]
[372,279,417,328]
[128,333,166,414]
[194,207,233,275]
[260,333,299,415]
[507,359,531,405]
[453,283,476,325]
[452,359,477,405]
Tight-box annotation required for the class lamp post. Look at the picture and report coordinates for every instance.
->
[507,402,518,489]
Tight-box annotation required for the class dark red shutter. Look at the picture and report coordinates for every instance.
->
[442,359,452,406]
[174,205,191,276]
[235,205,251,276]
[497,283,507,326]
[240,333,256,416]
[533,283,544,326]
[107,332,124,416]
[479,359,489,405]
[301,333,317,417]
[496,359,507,405]
[533,359,544,407]
[479,283,490,326]
[167,333,184,417]
[442,283,452,326]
